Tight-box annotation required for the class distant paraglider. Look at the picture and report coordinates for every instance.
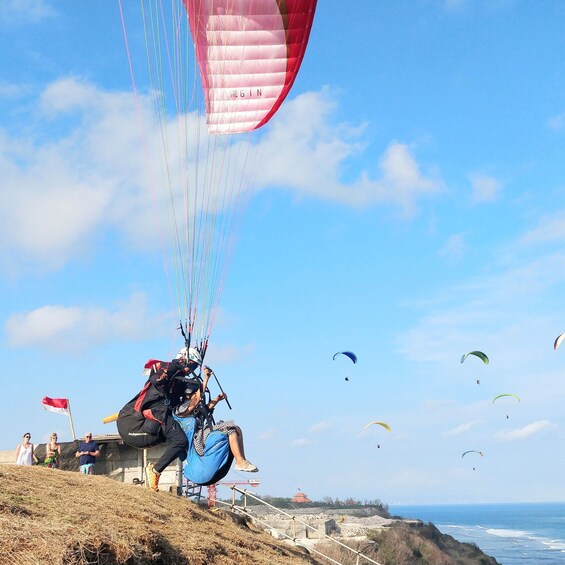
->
[461,350,489,385]
[492,393,520,404]
[333,351,357,382]
[460,351,489,365]
[492,393,520,419]
[333,351,358,364]
[364,421,391,432]
[554,333,565,351]
[461,450,483,458]
[462,450,483,471]
[364,421,391,449]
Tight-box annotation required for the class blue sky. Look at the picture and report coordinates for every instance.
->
[2,0,565,505]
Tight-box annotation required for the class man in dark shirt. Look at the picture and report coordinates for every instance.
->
[143,348,201,491]
[75,432,100,474]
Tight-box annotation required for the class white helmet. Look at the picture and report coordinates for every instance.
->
[176,346,202,365]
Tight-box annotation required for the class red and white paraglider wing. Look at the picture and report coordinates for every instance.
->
[185,0,317,134]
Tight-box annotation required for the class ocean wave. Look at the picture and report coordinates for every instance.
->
[391,503,565,563]
[486,528,530,538]
[484,528,565,553]
[539,539,565,551]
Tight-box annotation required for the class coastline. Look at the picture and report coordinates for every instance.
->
[391,501,565,565]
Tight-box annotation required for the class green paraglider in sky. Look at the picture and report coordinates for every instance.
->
[460,351,489,365]
[492,393,520,404]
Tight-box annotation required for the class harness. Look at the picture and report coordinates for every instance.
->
[118,359,192,448]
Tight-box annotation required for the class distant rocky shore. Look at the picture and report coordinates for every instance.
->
[247,505,409,540]
[243,505,501,564]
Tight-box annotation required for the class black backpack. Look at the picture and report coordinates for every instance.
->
[117,380,165,448]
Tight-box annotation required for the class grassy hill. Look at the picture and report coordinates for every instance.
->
[1,464,501,565]
[0,464,319,565]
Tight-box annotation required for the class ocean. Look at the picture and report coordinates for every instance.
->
[390,502,565,565]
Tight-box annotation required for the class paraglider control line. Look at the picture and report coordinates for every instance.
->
[211,370,232,410]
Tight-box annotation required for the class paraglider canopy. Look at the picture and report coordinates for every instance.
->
[364,421,391,432]
[461,450,483,458]
[185,0,318,135]
[460,351,489,365]
[117,0,318,351]
[492,393,520,404]
[554,333,565,351]
[333,351,358,364]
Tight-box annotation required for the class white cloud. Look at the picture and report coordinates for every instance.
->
[289,438,312,447]
[445,421,480,436]
[469,173,502,203]
[0,0,55,23]
[494,420,552,441]
[308,421,332,434]
[420,399,453,412]
[0,79,153,272]
[547,112,565,130]
[4,292,165,353]
[258,429,276,441]
[0,82,32,98]
[259,90,443,214]
[521,211,565,245]
[397,248,565,366]
[438,233,467,261]
[0,79,443,275]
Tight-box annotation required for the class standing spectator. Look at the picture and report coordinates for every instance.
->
[75,432,100,474]
[45,432,62,469]
[15,433,38,466]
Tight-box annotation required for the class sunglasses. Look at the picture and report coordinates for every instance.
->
[24,435,31,438]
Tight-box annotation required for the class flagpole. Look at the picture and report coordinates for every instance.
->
[67,400,77,441]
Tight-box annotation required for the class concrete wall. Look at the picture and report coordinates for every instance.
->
[260,515,338,540]
[1,436,184,494]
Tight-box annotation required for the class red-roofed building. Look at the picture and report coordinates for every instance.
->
[292,491,312,503]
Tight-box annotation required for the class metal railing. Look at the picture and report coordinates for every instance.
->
[211,485,383,565]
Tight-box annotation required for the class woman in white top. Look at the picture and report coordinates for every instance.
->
[15,433,37,466]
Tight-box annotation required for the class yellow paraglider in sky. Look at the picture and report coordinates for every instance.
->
[364,421,391,449]
[364,421,391,432]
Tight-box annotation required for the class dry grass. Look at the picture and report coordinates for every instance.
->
[0,464,320,565]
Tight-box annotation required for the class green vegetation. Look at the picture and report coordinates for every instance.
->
[228,495,390,516]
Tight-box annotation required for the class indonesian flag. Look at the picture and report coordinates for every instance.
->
[143,359,164,376]
[41,397,70,416]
